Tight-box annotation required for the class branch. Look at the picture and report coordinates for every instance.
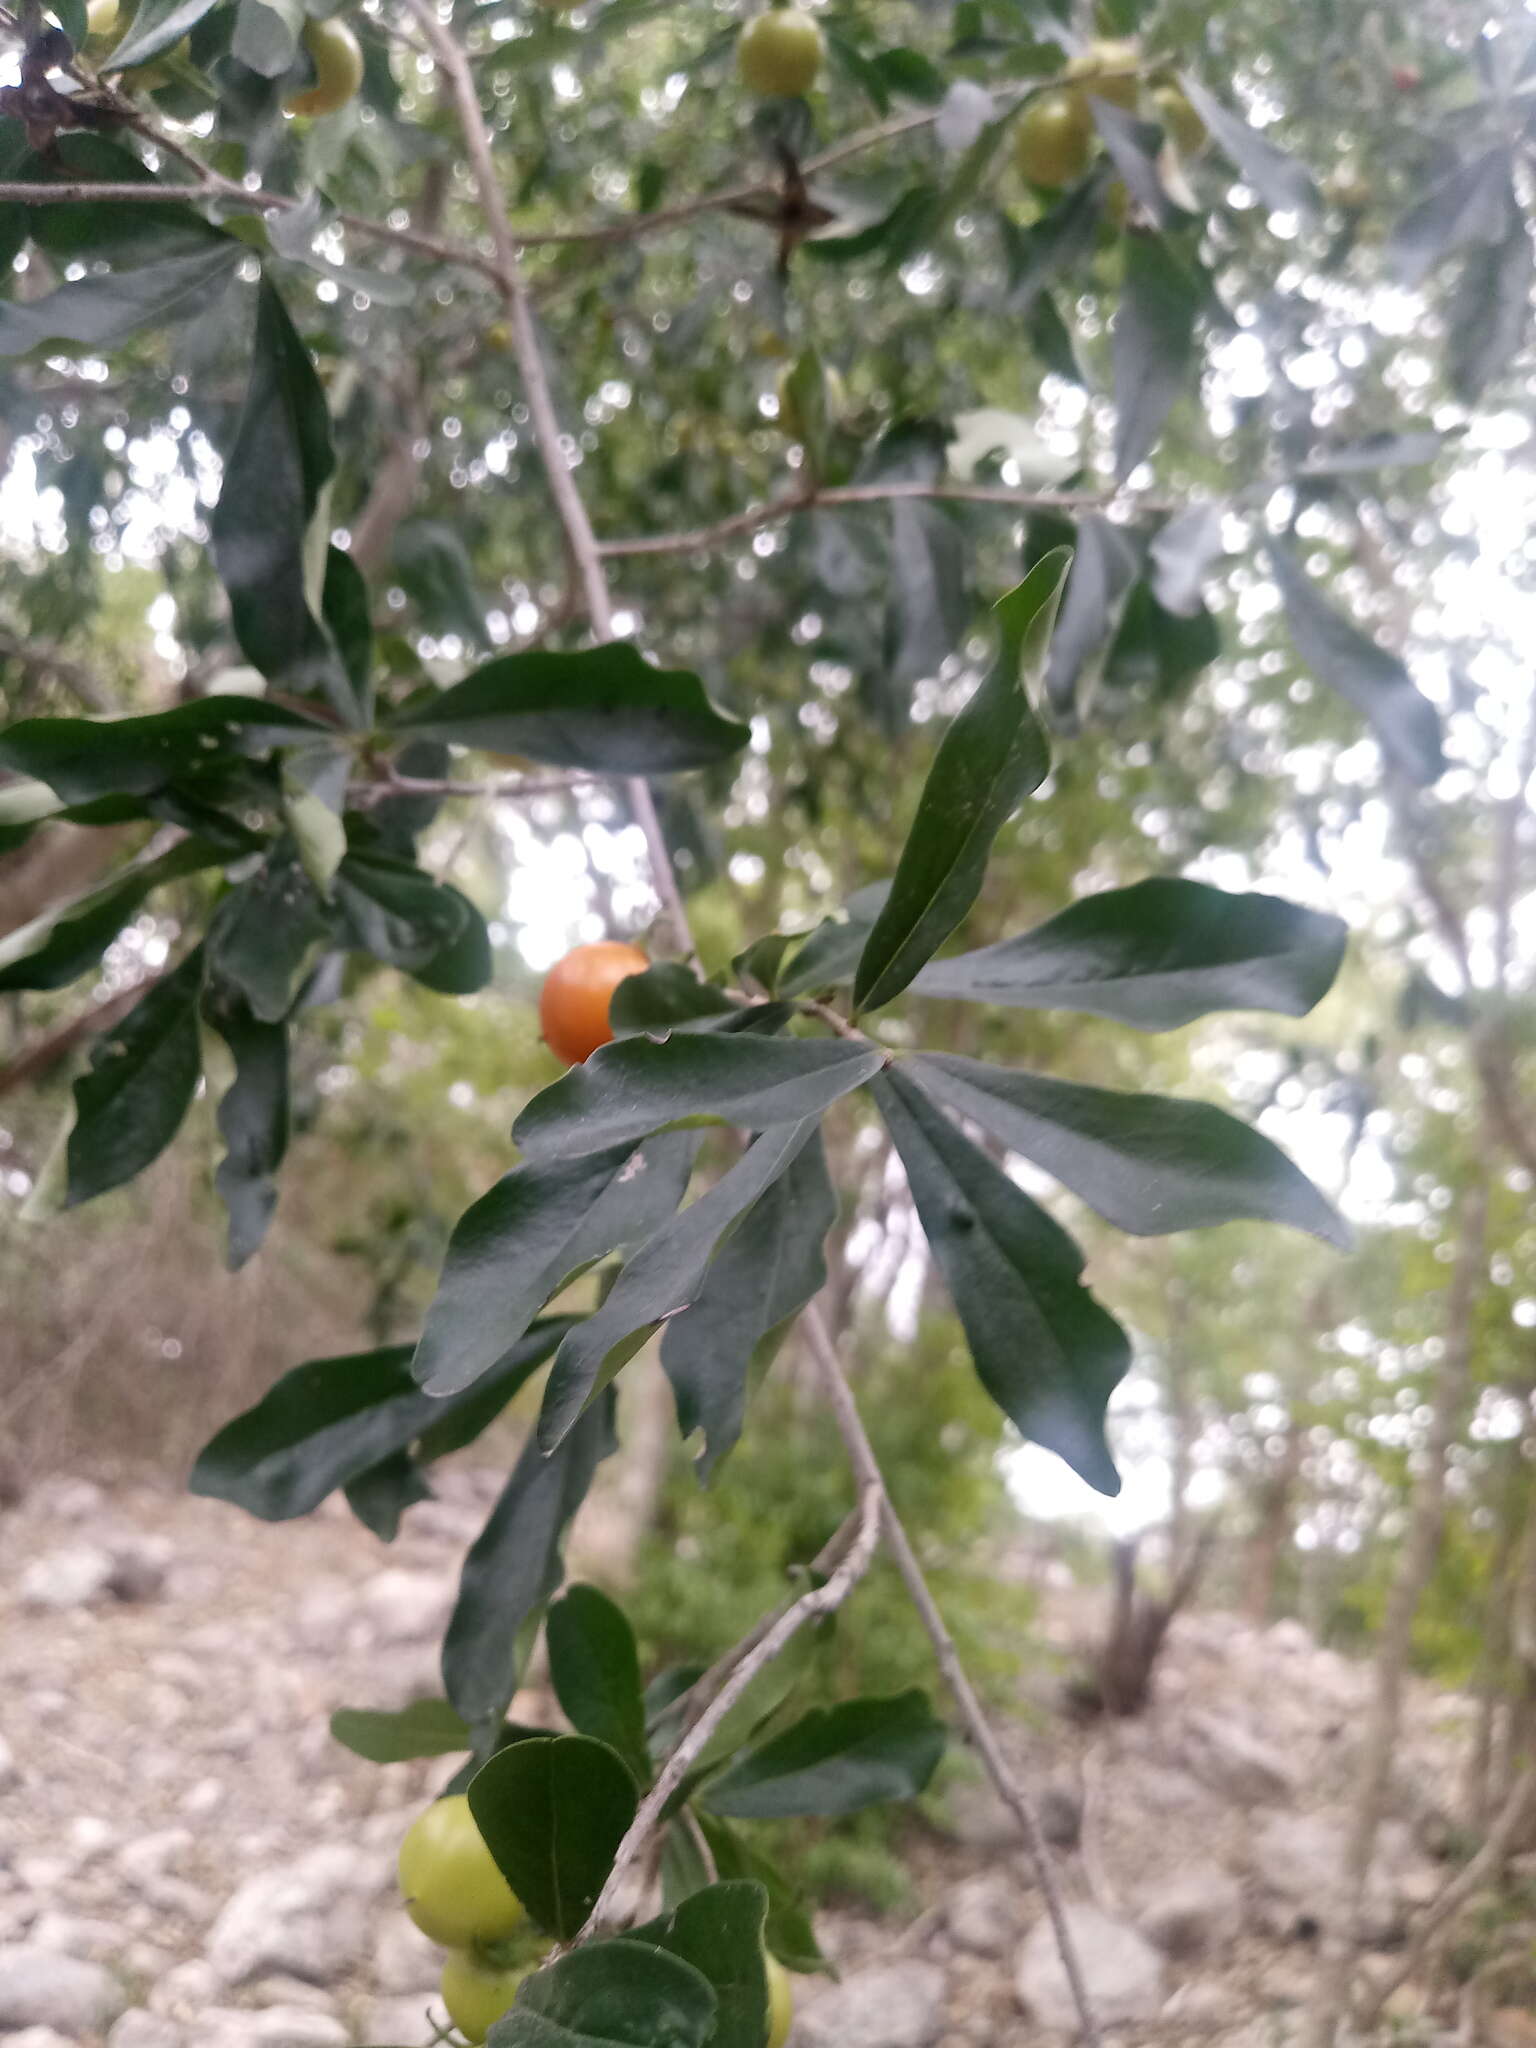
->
[800,1302,1105,2048]
[0,972,161,1098]
[351,766,601,807]
[581,1481,883,1939]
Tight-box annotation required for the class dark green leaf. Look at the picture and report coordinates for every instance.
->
[610,964,740,1034]
[334,851,470,971]
[205,994,288,1269]
[207,841,333,1024]
[883,500,968,689]
[392,518,492,651]
[704,1691,945,1820]
[388,644,750,775]
[547,1585,649,1779]
[0,838,222,994]
[1088,101,1179,229]
[411,884,494,995]
[443,1396,616,1725]
[854,555,1066,1012]
[632,1882,771,2048]
[908,1053,1348,1245]
[732,935,793,999]
[695,1819,826,1975]
[538,1123,820,1454]
[330,1697,472,1764]
[190,1319,571,1521]
[659,1823,714,1910]
[1103,582,1220,698]
[661,1131,835,1477]
[210,281,359,727]
[778,882,891,997]
[414,1135,697,1397]
[322,546,374,723]
[1388,146,1514,287]
[513,1037,883,1166]
[1147,502,1225,616]
[67,947,204,1206]
[874,46,947,101]
[0,697,322,805]
[1003,170,1108,317]
[1178,77,1318,216]
[468,1735,637,1940]
[1268,540,1443,783]
[493,1939,716,2048]
[1041,514,1141,716]
[0,242,241,358]
[343,1451,432,1541]
[105,0,222,68]
[1113,234,1205,481]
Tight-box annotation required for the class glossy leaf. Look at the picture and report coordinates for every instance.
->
[343,1451,431,1541]
[210,281,359,727]
[1268,541,1443,784]
[493,1939,716,2048]
[414,1135,697,1397]
[389,643,750,774]
[908,1054,1349,1245]
[853,556,1066,1013]
[513,1037,882,1166]
[330,1697,472,1764]
[442,1396,616,1725]
[632,1882,771,2048]
[1042,515,1140,716]
[66,948,204,1207]
[105,0,223,68]
[1179,77,1318,217]
[546,1585,649,1778]
[610,964,740,1034]
[0,838,222,994]
[412,884,494,996]
[695,1819,826,1974]
[1112,234,1205,481]
[468,1735,637,1940]
[537,1122,821,1453]
[911,877,1346,1028]
[0,697,321,805]
[205,995,289,1269]
[0,242,241,358]
[874,1067,1128,1494]
[334,851,470,971]
[661,1130,835,1476]
[391,519,492,650]
[207,842,333,1024]
[190,1319,571,1521]
[704,1690,945,1820]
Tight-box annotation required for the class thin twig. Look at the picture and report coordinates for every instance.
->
[581,1482,883,1939]
[349,767,600,806]
[801,1302,1105,2048]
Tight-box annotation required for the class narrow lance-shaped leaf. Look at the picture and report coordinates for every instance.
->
[494,1939,717,2048]
[546,1585,649,1779]
[1041,515,1141,718]
[911,877,1346,1027]
[1178,76,1319,217]
[609,963,740,1034]
[1112,234,1205,482]
[778,880,891,997]
[1387,146,1514,288]
[908,1053,1349,1246]
[0,697,324,805]
[67,947,205,1207]
[104,0,223,68]
[468,1735,638,1941]
[1087,100,1180,230]
[1447,219,1531,405]
[0,837,224,994]
[205,995,289,1270]
[703,1691,946,1820]
[0,242,242,359]
[874,1067,1128,1495]
[538,1122,821,1454]
[883,498,969,690]
[1267,540,1443,784]
[513,1035,883,1166]
[854,553,1067,1013]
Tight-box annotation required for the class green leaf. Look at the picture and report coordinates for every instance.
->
[414,1135,698,1397]
[661,1131,835,1477]
[392,518,492,651]
[388,644,750,775]
[468,1735,637,1940]
[1041,514,1141,716]
[67,948,204,1207]
[330,1697,472,1764]
[1003,170,1108,317]
[0,241,242,357]
[1088,101,1180,230]
[853,555,1066,1013]
[1267,541,1443,784]
[443,1396,616,1725]
[1178,77,1318,217]
[704,1691,945,1820]
[883,499,969,690]
[0,697,322,805]
[204,993,289,1269]
[0,838,223,994]
[1388,146,1513,287]
[410,885,494,995]
[231,0,303,77]
[343,1451,432,1541]
[695,1819,826,1975]
[1112,234,1205,481]
[546,1585,649,1779]
[873,1067,1128,1494]
[778,882,891,997]
[322,546,374,724]
[1447,220,1531,404]
[493,1939,717,2048]
[104,0,222,67]
[907,1054,1349,1246]
[911,877,1346,1027]
[1103,582,1220,699]
[632,1882,772,2048]
[210,280,359,727]
[610,964,740,1034]
[538,1124,819,1454]
[334,851,471,971]
[513,1037,883,1166]
[207,842,333,1024]
[190,1320,572,1521]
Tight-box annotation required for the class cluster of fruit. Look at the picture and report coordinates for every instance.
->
[82,0,363,114]
[1013,38,1205,188]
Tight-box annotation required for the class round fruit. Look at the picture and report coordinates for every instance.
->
[285,16,363,117]
[85,0,119,38]
[1065,38,1141,111]
[440,1951,532,2044]
[1013,88,1095,187]
[737,6,824,97]
[397,1795,525,1950]
[539,940,649,1066]
[1152,83,1205,156]
[766,1955,794,2048]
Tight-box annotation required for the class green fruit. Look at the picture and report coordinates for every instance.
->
[737,7,824,97]
[1153,83,1205,155]
[766,1955,794,2048]
[397,1795,526,1950]
[440,1950,533,2044]
[1326,163,1372,211]
[286,16,363,117]
[1065,38,1141,111]
[85,0,118,39]
[1014,89,1095,188]
[775,360,845,441]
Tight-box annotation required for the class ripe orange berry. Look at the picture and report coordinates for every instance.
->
[539,941,649,1066]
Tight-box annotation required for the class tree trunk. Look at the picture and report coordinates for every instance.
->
[1243,1416,1302,1624]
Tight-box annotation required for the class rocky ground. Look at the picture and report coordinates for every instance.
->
[0,1472,1513,2048]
